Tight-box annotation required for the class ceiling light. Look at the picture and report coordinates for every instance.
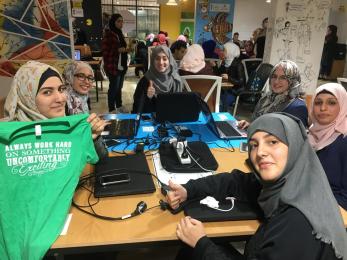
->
[166,0,178,5]
[266,0,271,3]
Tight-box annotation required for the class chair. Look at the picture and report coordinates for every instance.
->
[147,46,155,69]
[337,78,347,90]
[233,63,274,117]
[0,96,6,119]
[181,75,222,112]
[241,58,262,82]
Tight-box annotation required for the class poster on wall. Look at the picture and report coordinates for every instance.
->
[0,0,73,77]
[194,0,235,47]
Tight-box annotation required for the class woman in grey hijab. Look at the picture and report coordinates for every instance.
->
[132,45,182,113]
[166,113,346,260]
[62,61,94,115]
[238,60,308,129]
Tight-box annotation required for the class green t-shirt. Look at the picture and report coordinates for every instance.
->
[0,114,99,260]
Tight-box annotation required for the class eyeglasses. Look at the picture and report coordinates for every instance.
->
[74,73,95,83]
[270,74,287,82]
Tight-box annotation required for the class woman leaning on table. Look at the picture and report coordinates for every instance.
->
[167,113,347,260]
[3,60,108,159]
[132,45,182,113]
[308,83,347,211]
[238,60,308,129]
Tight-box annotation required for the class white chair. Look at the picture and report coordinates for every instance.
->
[181,75,222,112]
[337,77,347,90]
[147,46,155,69]
[241,58,262,82]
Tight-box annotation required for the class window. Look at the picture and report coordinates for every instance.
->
[101,0,159,39]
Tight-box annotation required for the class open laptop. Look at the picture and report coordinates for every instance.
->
[74,49,81,61]
[199,99,247,139]
[102,96,144,139]
[154,92,201,124]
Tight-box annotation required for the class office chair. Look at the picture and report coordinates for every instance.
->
[181,75,222,112]
[233,63,273,116]
[241,58,262,82]
[337,78,347,90]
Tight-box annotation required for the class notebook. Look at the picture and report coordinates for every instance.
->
[94,154,156,198]
[200,99,247,139]
[74,49,81,61]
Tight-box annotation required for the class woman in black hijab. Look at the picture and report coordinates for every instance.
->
[167,113,346,260]
[132,45,182,113]
[102,13,128,113]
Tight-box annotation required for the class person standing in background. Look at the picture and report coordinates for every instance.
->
[319,25,338,79]
[102,13,128,113]
[255,17,268,59]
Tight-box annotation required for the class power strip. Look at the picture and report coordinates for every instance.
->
[172,139,191,165]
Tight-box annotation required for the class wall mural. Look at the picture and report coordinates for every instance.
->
[0,0,73,77]
[267,0,331,92]
[194,0,235,46]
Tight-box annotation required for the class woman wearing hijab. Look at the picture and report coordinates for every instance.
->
[102,13,128,113]
[3,61,108,158]
[238,60,308,129]
[179,44,214,76]
[132,45,182,113]
[215,42,245,110]
[202,40,219,59]
[167,113,346,260]
[308,83,347,210]
[62,61,94,115]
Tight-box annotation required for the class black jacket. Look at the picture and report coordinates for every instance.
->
[184,171,338,260]
[216,58,245,90]
[132,77,156,113]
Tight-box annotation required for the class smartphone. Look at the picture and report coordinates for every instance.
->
[141,115,151,121]
[239,142,248,153]
[99,172,131,186]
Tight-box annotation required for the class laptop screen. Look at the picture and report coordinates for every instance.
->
[155,92,201,123]
[74,49,81,61]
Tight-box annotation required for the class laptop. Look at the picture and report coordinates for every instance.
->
[199,99,247,139]
[102,96,144,139]
[154,92,201,124]
[74,49,81,61]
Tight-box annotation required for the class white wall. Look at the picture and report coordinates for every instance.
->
[233,0,272,41]
[265,0,331,94]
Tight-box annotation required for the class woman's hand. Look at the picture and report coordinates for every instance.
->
[87,113,108,140]
[238,119,250,130]
[147,80,156,99]
[176,217,206,248]
[221,73,228,80]
[166,180,188,209]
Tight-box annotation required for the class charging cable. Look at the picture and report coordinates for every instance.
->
[200,196,235,212]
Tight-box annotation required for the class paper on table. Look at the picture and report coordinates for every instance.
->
[152,152,213,185]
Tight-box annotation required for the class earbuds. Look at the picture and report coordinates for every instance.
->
[132,201,147,216]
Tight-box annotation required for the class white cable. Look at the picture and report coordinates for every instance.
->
[200,196,235,212]
[184,145,215,173]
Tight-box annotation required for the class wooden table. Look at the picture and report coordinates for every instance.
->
[49,149,347,256]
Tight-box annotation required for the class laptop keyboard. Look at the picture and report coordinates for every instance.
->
[216,121,241,137]
[105,119,135,138]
